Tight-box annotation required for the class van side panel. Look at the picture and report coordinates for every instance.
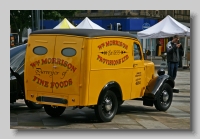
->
[88,38,134,105]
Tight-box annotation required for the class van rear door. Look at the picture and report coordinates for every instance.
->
[25,35,56,93]
[52,36,83,96]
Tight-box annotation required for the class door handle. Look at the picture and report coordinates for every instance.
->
[53,66,57,69]
[133,64,137,67]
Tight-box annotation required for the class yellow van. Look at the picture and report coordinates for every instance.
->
[24,29,177,122]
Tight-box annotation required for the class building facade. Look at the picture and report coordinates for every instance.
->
[74,10,190,23]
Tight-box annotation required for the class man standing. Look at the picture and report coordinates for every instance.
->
[166,35,182,80]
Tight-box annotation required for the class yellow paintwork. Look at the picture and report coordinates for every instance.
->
[24,34,155,107]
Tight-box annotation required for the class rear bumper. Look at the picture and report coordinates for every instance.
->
[36,96,68,105]
[25,90,79,107]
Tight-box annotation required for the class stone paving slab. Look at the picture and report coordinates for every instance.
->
[119,124,145,129]
[53,124,96,129]
[136,119,170,129]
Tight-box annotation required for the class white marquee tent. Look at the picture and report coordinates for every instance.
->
[76,17,105,30]
[137,15,190,39]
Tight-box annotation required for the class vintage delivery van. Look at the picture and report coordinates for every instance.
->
[24,29,177,122]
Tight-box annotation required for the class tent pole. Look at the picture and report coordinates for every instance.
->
[183,36,187,66]
[151,39,152,61]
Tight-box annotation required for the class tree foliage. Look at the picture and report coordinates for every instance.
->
[10,10,78,44]
[43,10,79,20]
[10,10,32,32]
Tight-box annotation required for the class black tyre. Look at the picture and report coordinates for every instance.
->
[154,83,173,111]
[95,90,118,122]
[24,100,43,109]
[44,105,66,117]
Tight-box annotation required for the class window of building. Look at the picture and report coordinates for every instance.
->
[103,10,110,13]
[183,10,189,15]
[167,10,173,16]
[81,10,87,13]
[148,10,152,14]
[91,10,98,13]
[187,10,190,15]
[131,10,139,13]
[178,10,182,15]
[160,10,165,15]
[114,10,122,13]
[155,10,158,14]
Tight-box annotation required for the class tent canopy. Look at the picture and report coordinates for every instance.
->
[76,17,105,30]
[53,18,75,29]
[137,15,190,39]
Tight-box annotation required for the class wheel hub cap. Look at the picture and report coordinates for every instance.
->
[104,98,112,111]
[162,90,169,102]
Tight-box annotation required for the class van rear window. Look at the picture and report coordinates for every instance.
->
[61,48,76,57]
[33,46,47,55]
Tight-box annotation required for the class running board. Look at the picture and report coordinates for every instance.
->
[132,98,143,101]
[173,89,179,93]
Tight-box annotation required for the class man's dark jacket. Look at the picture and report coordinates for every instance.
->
[166,41,183,63]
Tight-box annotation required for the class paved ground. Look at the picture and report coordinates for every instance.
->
[10,68,190,130]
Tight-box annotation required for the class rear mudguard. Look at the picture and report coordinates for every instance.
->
[143,74,175,101]
[98,81,123,103]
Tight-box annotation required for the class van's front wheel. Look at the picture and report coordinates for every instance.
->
[44,105,66,117]
[95,90,118,122]
[154,83,173,111]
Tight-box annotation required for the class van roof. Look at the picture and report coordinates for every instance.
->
[30,29,137,39]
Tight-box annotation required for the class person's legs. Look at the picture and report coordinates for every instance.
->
[179,56,182,67]
[168,62,175,79]
[173,62,179,80]
[167,62,171,76]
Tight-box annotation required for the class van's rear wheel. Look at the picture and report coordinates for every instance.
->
[95,90,118,122]
[154,83,173,111]
[44,105,66,117]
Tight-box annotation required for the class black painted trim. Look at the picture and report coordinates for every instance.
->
[36,96,68,104]
[101,81,122,93]
[99,81,123,101]
[143,75,175,100]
